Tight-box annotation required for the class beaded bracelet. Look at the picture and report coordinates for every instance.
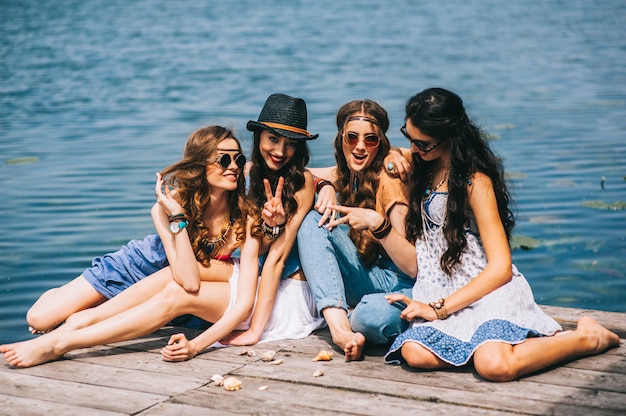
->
[168,212,187,222]
[261,221,286,241]
[314,178,335,194]
[428,298,448,320]
[371,217,392,239]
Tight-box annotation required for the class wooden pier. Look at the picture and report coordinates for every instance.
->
[1,305,625,415]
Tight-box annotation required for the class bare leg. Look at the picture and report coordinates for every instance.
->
[401,342,452,369]
[0,281,231,368]
[61,268,174,332]
[473,317,621,382]
[26,276,106,333]
[322,307,365,361]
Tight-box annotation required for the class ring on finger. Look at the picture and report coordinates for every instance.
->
[387,162,395,172]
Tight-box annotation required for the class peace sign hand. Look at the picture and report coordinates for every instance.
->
[262,177,286,227]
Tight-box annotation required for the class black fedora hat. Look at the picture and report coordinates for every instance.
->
[247,93,318,140]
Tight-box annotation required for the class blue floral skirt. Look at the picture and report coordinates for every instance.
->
[385,319,542,366]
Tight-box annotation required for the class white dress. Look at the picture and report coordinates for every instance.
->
[385,192,562,366]
[259,278,326,343]
[223,259,325,341]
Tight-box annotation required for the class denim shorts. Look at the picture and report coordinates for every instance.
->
[82,234,168,299]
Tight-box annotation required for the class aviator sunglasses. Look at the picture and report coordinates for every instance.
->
[400,125,447,153]
[344,131,380,149]
[210,153,246,169]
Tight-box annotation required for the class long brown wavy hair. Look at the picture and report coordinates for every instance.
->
[404,88,515,275]
[333,100,391,266]
[160,126,247,266]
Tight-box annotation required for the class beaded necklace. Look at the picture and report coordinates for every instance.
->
[424,170,449,197]
[198,216,232,257]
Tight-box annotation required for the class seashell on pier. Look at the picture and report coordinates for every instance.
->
[312,349,334,361]
[313,369,324,377]
[210,374,224,386]
[238,347,256,357]
[260,350,277,362]
[223,376,242,391]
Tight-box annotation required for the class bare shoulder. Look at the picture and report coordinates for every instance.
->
[468,172,493,194]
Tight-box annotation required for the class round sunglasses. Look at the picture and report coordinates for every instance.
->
[343,131,380,149]
[210,153,246,169]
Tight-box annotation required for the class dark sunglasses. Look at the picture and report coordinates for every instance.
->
[210,153,246,169]
[400,125,447,153]
[344,131,380,149]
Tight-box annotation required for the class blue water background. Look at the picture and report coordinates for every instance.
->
[1,0,625,344]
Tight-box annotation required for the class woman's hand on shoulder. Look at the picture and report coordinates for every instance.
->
[383,147,412,182]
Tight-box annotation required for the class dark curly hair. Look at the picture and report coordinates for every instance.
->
[404,87,515,275]
[160,126,247,266]
[333,100,391,267]
[247,130,310,238]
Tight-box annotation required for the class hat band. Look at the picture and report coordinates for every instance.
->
[260,122,311,138]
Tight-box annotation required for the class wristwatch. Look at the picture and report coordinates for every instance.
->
[169,220,188,234]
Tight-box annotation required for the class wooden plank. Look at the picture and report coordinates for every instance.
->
[1,358,206,396]
[540,305,626,337]
[0,393,124,416]
[0,371,167,414]
[227,348,626,415]
[526,363,626,393]
[68,346,243,382]
[0,306,624,415]
[138,402,240,416]
[167,378,512,416]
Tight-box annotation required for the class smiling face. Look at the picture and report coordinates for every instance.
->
[341,114,381,172]
[404,119,449,163]
[205,137,244,191]
[258,129,297,171]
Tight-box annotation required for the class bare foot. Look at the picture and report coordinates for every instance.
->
[0,335,63,368]
[344,332,366,361]
[576,316,621,354]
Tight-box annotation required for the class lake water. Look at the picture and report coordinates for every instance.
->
[1,0,625,344]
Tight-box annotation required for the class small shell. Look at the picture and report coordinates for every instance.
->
[260,350,277,362]
[312,349,334,362]
[313,369,324,377]
[223,376,242,391]
[258,385,269,391]
[238,347,256,357]
[210,374,224,386]
[269,358,283,365]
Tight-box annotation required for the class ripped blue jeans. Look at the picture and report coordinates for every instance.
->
[297,210,413,344]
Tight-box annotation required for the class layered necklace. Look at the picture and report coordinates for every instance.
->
[198,215,232,257]
[421,169,450,259]
[424,169,450,197]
